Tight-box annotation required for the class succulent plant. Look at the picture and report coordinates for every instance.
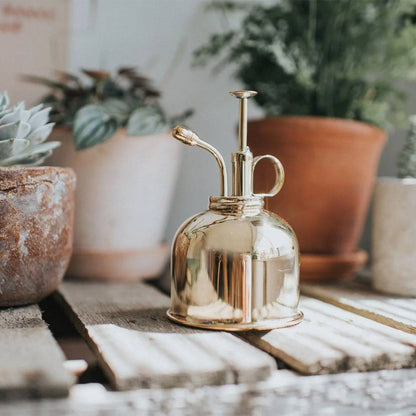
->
[0,91,59,166]
[24,68,192,150]
[398,115,416,178]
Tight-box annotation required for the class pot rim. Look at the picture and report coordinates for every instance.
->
[0,165,74,173]
[247,115,386,139]
[0,166,76,191]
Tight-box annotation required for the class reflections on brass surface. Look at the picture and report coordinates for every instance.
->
[170,200,302,330]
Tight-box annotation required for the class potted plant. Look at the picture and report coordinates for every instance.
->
[26,68,192,281]
[193,0,416,280]
[372,116,416,295]
[0,91,75,306]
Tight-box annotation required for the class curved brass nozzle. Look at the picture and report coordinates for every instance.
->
[172,126,199,146]
[172,125,228,196]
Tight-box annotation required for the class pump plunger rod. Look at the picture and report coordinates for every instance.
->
[230,90,258,197]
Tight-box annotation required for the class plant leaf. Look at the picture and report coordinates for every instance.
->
[27,103,44,116]
[0,121,30,141]
[21,74,70,90]
[73,105,118,150]
[0,138,30,160]
[26,122,55,145]
[0,91,10,111]
[0,106,22,125]
[169,109,194,127]
[102,98,131,123]
[0,141,60,166]
[82,69,110,80]
[28,107,51,132]
[126,107,168,136]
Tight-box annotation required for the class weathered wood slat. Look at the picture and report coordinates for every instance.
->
[1,369,415,416]
[241,296,416,374]
[0,304,73,399]
[301,279,416,334]
[56,281,276,390]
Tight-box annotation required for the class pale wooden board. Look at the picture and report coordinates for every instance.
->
[56,281,277,390]
[0,304,73,399]
[1,369,415,416]
[302,279,416,334]
[241,296,416,374]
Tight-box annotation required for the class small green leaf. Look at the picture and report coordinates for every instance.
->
[73,105,118,150]
[169,109,194,127]
[0,121,30,141]
[0,106,23,125]
[0,138,30,160]
[28,107,51,131]
[126,107,168,136]
[102,98,131,123]
[0,141,60,166]
[26,122,55,144]
[0,92,10,111]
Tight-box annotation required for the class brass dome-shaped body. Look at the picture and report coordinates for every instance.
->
[167,196,303,331]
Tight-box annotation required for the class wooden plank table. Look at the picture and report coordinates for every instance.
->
[56,281,276,389]
[302,278,416,334]
[0,276,415,415]
[0,304,73,400]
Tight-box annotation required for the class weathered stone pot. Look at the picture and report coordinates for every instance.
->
[372,177,416,296]
[0,167,75,306]
[48,127,182,281]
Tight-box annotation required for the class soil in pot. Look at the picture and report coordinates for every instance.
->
[249,116,386,280]
[0,166,75,306]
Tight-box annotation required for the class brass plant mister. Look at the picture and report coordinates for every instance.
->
[167,91,303,330]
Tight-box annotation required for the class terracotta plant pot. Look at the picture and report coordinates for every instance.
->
[372,178,416,296]
[0,166,75,306]
[48,127,182,281]
[249,116,386,280]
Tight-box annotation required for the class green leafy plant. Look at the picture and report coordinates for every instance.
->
[398,115,416,177]
[0,91,59,166]
[194,0,416,129]
[25,68,192,150]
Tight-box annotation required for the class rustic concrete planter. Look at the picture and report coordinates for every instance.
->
[48,127,182,280]
[0,167,75,306]
[372,177,416,295]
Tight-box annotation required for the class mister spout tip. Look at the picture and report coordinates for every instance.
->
[172,126,200,146]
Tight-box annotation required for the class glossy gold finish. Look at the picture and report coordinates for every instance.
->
[230,90,255,197]
[168,91,302,331]
[231,148,253,196]
[172,126,228,196]
[252,154,285,197]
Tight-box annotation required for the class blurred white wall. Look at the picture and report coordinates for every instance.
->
[0,0,68,102]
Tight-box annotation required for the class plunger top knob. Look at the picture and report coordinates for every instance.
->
[229,91,258,99]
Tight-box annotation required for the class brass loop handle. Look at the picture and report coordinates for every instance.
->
[252,155,285,198]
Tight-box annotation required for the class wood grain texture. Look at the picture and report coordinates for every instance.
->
[241,296,416,374]
[56,281,277,390]
[0,304,73,399]
[0,369,415,416]
[302,279,416,334]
